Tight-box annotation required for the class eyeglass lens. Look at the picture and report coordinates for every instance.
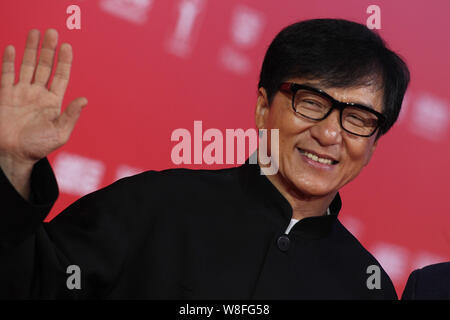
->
[293,89,379,136]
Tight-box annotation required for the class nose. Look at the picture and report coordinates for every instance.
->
[309,109,342,146]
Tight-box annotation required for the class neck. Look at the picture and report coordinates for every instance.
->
[259,160,336,221]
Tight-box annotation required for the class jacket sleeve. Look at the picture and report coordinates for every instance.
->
[0,157,158,299]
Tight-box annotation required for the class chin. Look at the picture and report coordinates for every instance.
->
[288,175,335,198]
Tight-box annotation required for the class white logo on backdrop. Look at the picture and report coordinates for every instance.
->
[100,0,154,25]
[166,0,206,57]
[115,164,144,181]
[411,252,446,271]
[220,5,265,75]
[53,152,105,196]
[410,93,449,140]
[340,215,365,239]
[371,242,409,282]
[219,46,251,75]
[230,5,265,48]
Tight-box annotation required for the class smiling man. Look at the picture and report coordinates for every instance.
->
[256,79,385,221]
[0,19,409,299]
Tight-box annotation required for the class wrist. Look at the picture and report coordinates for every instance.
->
[0,153,36,200]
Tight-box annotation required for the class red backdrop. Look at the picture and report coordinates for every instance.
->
[1,0,449,296]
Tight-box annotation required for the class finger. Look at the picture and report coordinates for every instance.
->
[1,45,16,87]
[34,29,58,87]
[19,29,40,83]
[50,43,72,97]
[55,97,88,142]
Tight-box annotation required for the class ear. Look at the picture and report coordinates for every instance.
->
[255,87,270,130]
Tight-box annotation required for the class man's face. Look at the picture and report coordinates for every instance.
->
[255,78,384,197]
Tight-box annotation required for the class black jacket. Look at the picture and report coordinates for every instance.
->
[402,262,450,299]
[0,157,397,299]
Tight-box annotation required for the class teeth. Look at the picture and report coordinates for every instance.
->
[301,150,334,165]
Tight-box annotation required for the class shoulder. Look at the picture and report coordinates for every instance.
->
[402,262,450,299]
[331,220,382,265]
[418,262,450,276]
[118,165,241,192]
[330,220,398,298]
[50,165,244,232]
[58,164,242,210]
[94,165,244,208]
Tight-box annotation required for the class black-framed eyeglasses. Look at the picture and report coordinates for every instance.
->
[279,82,385,137]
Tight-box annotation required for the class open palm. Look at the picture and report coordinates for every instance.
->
[0,29,87,165]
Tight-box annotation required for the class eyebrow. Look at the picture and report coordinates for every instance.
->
[301,82,375,110]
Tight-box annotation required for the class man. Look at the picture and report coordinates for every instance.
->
[0,19,409,299]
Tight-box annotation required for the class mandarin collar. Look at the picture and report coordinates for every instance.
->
[238,158,342,238]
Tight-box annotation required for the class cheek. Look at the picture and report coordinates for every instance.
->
[343,137,375,171]
[278,115,313,146]
[266,110,297,149]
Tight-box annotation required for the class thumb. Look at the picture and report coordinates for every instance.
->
[55,97,88,142]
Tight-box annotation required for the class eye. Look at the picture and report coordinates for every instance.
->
[304,99,320,105]
[299,99,326,110]
[345,114,366,127]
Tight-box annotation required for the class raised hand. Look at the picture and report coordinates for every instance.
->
[0,29,87,198]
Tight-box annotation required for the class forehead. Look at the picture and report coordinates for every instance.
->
[289,78,384,113]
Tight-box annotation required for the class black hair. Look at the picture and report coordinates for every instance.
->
[258,19,410,138]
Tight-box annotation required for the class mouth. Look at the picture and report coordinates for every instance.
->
[297,148,339,166]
